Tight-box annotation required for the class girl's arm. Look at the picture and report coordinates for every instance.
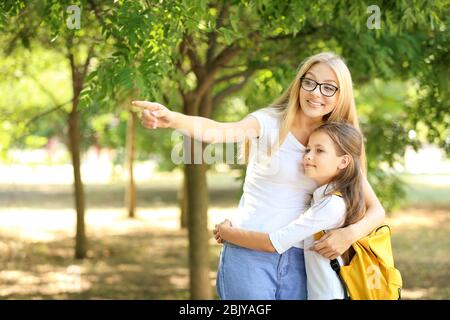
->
[215,195,346,254]
[132,101,260,143]
[312,176,385,259]
[217,221,276,253]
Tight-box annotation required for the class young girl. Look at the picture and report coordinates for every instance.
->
[213,121,365,300]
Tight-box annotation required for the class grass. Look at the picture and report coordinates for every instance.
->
[400,174,450,209]
[388,208,449,299]
[0,172,448,300]
[0,229,194,299]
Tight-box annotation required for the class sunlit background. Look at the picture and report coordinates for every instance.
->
[1,0,449,300]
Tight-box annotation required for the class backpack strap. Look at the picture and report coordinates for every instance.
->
[330,259,350,300]
[313,232,350,299]
[330,191,349,299]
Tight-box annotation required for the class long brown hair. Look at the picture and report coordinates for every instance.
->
[315,122,366,226]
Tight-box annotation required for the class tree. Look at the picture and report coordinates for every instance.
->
[1,0,111,259]
[4,0,447,299]
[80,0,449,299]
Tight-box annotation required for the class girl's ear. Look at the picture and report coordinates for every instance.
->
[338,155,351,170]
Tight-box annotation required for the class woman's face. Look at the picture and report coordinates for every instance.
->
[303,131,348,186]
[299,63,339,120]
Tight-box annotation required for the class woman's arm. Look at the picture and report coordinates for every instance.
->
[215,195,347,254]
[214,220,276,253]
[312,176,385,259]
[132,100,260,143]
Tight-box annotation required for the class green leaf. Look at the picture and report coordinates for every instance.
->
[218,27,234,45]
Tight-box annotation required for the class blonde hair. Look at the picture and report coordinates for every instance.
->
[244,52,367,173]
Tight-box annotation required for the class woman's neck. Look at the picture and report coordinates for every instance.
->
[293,109,323,132]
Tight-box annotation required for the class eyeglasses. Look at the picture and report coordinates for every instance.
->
[300,77,339,97]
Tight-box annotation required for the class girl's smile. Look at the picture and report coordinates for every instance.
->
[303,162,316,169]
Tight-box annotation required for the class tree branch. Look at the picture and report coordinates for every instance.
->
[192,44,241,103]
[241,24,319,47]
[210,44,241,72]
[27,73,61,106]
[215,69,253,84]
[182,33,203,78]
[173,56,188,77]
[206,31,217,67]
[81,44,95,81]
[222,64,248,69]
[25,99,72,127]
[162,92,171,107]
[266,34,294,41]
[206,2,229,64]
[212,71,255,108]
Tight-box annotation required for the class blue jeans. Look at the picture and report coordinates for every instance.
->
[216,242,307,300]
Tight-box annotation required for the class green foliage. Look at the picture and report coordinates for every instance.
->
[0,46,72,154]
[1,0,449,211]
[80,0,183,110]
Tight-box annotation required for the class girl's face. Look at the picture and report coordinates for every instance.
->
[303,131,350,186]
[299,63,339,120]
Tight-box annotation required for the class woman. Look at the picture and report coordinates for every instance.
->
[133,52,385,299]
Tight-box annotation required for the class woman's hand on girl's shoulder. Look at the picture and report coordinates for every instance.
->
[311,227,352,260]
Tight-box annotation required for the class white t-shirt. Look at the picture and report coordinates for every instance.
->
[269,184,347,300]
[231,108,317,249]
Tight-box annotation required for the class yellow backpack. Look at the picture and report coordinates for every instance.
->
[318,225,403,300]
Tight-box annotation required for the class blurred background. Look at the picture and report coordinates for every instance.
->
[0,0,449,299]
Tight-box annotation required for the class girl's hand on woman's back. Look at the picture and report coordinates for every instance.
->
[213,219,232,244]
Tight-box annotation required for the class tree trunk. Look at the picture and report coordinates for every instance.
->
[185,152,211,299]
[68,48,89,260]
[183,88,213,299]
[179,29,244,298]
[179,174,188,229]
[68,109,87,259]
[125,108,137,218]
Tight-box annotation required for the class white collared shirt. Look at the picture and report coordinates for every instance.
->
[231,108,317,249]
[269,184,347,300]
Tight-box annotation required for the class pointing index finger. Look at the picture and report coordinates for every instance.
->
[131,100,163,111]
